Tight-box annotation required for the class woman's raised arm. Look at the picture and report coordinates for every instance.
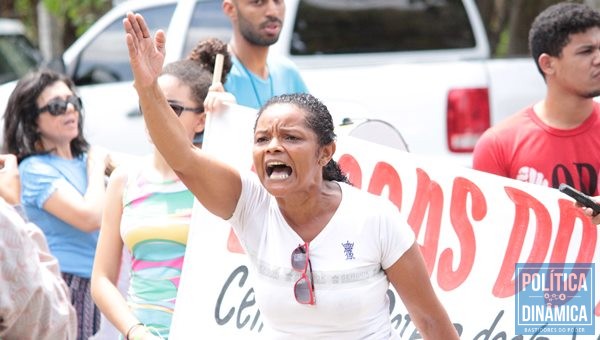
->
[123,12,241,219]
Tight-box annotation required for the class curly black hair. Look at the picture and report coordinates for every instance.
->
[529,2,600,77]
[256,93,350,184]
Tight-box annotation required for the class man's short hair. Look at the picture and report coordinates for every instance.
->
[529,2,600,75]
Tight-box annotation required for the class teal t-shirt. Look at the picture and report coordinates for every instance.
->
[19,153,99,278]
[224,54,308,109]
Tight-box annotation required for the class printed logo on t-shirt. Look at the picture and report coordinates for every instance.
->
[516,164,598,194]
[516,166,548,186]
[342,240,355,260]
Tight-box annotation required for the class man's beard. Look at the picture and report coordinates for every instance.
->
[239,17,281,46]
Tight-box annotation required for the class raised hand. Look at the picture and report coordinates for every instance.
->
[123,12,166,88]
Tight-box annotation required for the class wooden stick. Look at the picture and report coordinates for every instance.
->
[212,53,224,85]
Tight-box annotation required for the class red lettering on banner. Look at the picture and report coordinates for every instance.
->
[367,161,403,210]
[338,154,362,188]
[553,199,599,317]
[551,199,597,263]
[407,168,444,275]
[493,187,551,298]
[437,177,485,291]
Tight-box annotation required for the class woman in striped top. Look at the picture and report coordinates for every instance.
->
[90,38,231,340]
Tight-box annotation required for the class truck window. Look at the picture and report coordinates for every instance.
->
[0,34,41,84]
[73,4,176,85]
[183,0,232,56]
[291,0,476,55]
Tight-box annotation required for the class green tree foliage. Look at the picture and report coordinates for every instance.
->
[42,0,111,46]
[44,0,111,37]
[3,0,111,49]
[12,0,37,42]
[476,0,581,57]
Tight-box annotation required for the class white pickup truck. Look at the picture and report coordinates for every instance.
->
[0,0,546,166]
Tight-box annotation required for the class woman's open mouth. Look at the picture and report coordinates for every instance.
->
[266,161,292,179]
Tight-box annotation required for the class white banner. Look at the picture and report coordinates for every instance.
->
[171,103,599,339]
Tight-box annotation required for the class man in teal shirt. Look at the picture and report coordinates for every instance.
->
[198,0,308,144]
[222,0,307,109]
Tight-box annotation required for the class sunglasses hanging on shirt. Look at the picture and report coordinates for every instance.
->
[291,242,316,305]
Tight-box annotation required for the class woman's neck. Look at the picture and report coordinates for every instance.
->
[40,139,73,159]
[277,182,342,242]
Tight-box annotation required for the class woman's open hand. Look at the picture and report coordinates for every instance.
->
[123,12,165,89]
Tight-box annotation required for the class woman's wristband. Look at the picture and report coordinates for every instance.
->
[126,322,145,340]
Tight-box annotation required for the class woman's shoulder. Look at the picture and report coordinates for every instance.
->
[107,164,130,184]
[340,182,378,201]
[19,153,48,164]
[19,154,57,173]
[237,171,270,206]
[108,156,151,188]
[340,182,398,212]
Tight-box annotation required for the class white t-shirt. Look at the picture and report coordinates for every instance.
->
[228,173,415,339]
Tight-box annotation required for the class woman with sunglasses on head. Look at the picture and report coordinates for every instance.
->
[2,69,113,340]
[90,38,232,340]
[123,13,459,339]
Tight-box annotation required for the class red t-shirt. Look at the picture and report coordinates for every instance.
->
[472,103,600,195]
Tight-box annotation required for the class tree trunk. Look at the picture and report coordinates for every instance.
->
[475,0,510,56]
[37,2,63,60]
[506,0,565,56]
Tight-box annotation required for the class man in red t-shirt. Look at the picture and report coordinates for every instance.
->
[473,2,600,202]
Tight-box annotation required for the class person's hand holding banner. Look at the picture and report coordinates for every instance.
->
[204,53,236,114]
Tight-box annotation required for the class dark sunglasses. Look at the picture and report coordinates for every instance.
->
[291,242,316,305]
[168,101,203,117]
[38,95,82,116]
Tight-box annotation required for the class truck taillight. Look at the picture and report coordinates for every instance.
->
[446,87,490,153]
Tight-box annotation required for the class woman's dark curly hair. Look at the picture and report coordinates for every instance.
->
[256,93,350,184]
[161,38,232,113]
[187,37,232,84]
[2,69,89,162]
